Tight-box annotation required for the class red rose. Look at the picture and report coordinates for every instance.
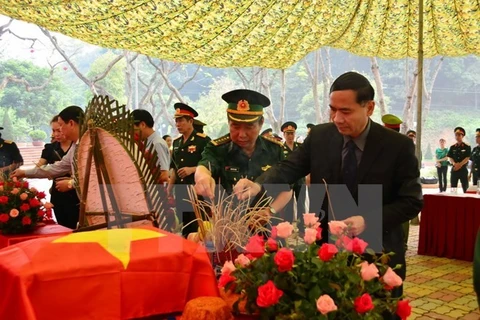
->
[19,203,30,212]
[345,237,368,255]
[266,238,278,252]
[316,227,323,240]
[256,280,283,308]
[245,235,265,258]
[29,198,41,208]
[274,248,295,272]
[0,213,9,223]
[36,192,46,199]
[46,209,53,218]
[354,293,374,314]
[218,272,236,288]
[0,196,8,204]
[318,243,338,262]
[15,181,22,188]
[37,210,45,217]
[22,216,32,226]
[396,300,412,320]
[22,181,29,188]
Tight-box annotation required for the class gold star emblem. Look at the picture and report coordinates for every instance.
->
[53,229,165,269]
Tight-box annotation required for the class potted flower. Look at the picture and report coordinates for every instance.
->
[28,129,47,146]
[0,177,53,234]
[218,215,412,319]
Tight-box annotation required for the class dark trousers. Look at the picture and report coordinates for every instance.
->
[451,167,469,192]
[51,187,80,229]
[282,183,307,225]
[473,171,479,186]
[437,166,448,192]
[175,185,210,238]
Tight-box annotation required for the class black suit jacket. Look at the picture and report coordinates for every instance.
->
[259,121,423,279]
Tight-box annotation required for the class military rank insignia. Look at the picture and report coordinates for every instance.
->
[188,145,196,153]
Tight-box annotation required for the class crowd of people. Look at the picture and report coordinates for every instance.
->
[1,71,479,312]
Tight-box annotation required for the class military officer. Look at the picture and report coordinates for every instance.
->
[469,128,480,186]
[382,114,402,133]
[448,127,471,193]
[194,89,292,222]
[168,103,211,237]
[261,128,273,137]
[193,119,207,134]
[281,121,306,224]
[0,127,23,176]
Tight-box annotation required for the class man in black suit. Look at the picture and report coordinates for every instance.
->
[234,72,423,298]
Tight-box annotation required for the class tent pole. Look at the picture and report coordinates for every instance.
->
[416,0,424,166]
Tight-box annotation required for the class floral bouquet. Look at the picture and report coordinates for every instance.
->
[0,177,54,235]
[218,214,412,319]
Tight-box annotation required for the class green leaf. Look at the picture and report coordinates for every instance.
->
[308,285,321,301]
[366,248,376,256]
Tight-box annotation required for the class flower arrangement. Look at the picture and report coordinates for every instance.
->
[0,177,53,235]
[218,214,412,319]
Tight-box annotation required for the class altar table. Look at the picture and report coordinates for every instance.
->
[418,193,480,261]
[0,227,219,320]
[0,223,72,249]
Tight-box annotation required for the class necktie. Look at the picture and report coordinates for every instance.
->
[343,140,357,194]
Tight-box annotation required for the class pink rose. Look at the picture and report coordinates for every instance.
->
[274,248,295,272]
[234,254,251,267]
[304,228,317,245]
[303,213,319,228]
[383,267,403,287]
[328,221,348,236]
[316,294,338,315]
[221,261,236,275]
[0,185,3,191]
[266,237,278,252]
[276,222,294,239]
[318,243,338,262]
[43,202,54,209]
[344,237,368,254]
[11,188,19,195]
[9,209,19,218]
[359,261,379,281]
[270,226,277,239]
[245,235,265,258]
[20,193,28,201]
[29,187,38,193]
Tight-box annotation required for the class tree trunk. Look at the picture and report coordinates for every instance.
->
[401,66,418,133]
[370,57,387,115]
[422,56,444,126]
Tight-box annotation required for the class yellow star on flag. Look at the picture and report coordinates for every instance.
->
[53,228,165,269]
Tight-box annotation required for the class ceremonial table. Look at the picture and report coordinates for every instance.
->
[418,193,480,261]
[0,222,72,249]
[0,227,219,320]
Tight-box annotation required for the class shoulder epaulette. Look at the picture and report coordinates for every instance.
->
[196,132,207,138]
[261,135,284,147]
[211,134,231,146]
[3,140,13,144]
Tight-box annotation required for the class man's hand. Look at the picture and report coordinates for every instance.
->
[453,163,462,171]
[194,176,216,198]
[55,179,72,192]
[10,169,25,178]
[177,167,195,179]
[342,215,366,237]
[233,178,262,200]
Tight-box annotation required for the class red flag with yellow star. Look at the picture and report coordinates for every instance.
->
[0,227,219,319]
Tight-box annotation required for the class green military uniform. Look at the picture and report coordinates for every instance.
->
[471,129,480,186]
[448,127,471,193]
[198,134,284,194]
[171,131,211,185]
[170,103,211,237]
[0,136,23,177]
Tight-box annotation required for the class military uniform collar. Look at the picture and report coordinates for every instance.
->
[182,129,196,143]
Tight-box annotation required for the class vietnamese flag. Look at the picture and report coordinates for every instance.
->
[0,227,219,320]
